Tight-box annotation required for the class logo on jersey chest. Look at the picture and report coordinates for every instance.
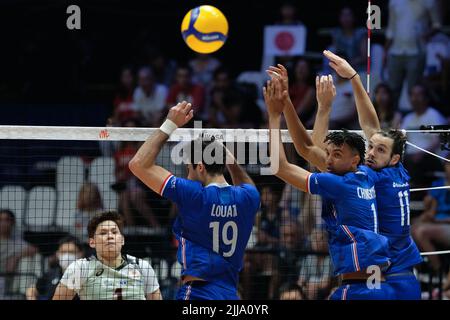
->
[96,268,104,277]
[210,204,238,218]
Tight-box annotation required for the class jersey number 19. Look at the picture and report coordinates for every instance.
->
[209,221,238,257]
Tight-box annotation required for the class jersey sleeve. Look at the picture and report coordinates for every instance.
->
[359,165,383,184]
[139,260,160,294]
[160,175,202,206]
[308,172,345,199]
[238,184,261,213]
[59,260,88,291]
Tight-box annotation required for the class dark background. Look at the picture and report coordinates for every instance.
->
[0,0,383,125]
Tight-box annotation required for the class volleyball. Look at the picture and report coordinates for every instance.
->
[181,5,228,54]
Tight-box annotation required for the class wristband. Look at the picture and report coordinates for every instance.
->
[348,72,358,80]
[159,119,178,136]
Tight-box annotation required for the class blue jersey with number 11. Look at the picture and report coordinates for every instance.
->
[375,163,423,273]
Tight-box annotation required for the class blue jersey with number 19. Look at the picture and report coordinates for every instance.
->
[161,174,260,292]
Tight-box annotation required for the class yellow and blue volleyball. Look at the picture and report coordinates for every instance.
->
[181,5,228,54]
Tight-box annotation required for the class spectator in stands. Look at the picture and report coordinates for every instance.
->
[132,66,168,127]
[412,161,450,272]
[278,282,305,300]
[297,228,332,300]
[147,47,177,87]
[221,86,263,129]
[401,83,447,185]
[189,53,221,88]
[326,7,365,73]
[113,118,160,228]
[261,1,306,72]
[0,209,38,274]
[206,68,241,128]
[277,219,303,290]
[166,65,205,116]
[110,66,136,126]
[241,185,282,299]
[289,59,316,127]
[74,183,104,242]
[25,236,84,300]
[385,0,442,107]
[373,83,402,130]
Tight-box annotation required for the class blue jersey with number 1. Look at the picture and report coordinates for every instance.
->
[161,174,260,292]
[308,165,391,276]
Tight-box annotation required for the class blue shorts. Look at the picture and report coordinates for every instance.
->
[330,281,395,300]
[386,270,421,300]
[176,281,239,300]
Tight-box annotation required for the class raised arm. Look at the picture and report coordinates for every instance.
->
[129,101,194,194]
[266,65,327,172]
[224,147,255,186]
[323,50,380,139]
[264,78,311,193]
[311,75,335,151]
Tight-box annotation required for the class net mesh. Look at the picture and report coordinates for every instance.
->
[0,126,449,300]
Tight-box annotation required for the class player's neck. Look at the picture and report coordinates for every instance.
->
[204,174,227,186]
[98,254,123,269]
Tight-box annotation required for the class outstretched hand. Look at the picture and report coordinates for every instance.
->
[323,50,357,79]
[166,101,194,127]
[266,64,289,93]
[316,75,336,109]
[263,77,288,116]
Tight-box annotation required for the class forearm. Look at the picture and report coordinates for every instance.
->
[351,74,380,139]
[227,162,254,186]
[131,130,168,168]
[269,114,310,192]
[285,100,327,171]
[311,106,331,150]
[283,98,315,156]
[269,114,288,170]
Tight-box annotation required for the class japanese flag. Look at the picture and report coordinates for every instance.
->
[263,25,307,56]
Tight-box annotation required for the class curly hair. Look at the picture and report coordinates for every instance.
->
[324,130,366,165]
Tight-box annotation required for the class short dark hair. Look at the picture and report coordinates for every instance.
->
[57,235,84,253]
[87,211,124,238]
[325,130,366,165]
[377,129,407,161]
[186,135,226,175]
[0,209,15,223]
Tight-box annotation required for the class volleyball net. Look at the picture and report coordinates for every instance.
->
[0,125,449,300]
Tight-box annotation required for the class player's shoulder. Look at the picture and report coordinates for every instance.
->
[233,183,260,199]
[378,163,410,182]
[170,175,203,191]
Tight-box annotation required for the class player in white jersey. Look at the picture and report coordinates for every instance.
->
[52,211,161,300]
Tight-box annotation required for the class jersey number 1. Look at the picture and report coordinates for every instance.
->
[209,221,238,257]
[398,190,410,226]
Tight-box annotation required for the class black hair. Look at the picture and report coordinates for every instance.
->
[87,211,124,238]
[57,235,84,253]
[325,130,366,165]
[185,134,227,176]
[0,209,15,223]
[376,129,407,161]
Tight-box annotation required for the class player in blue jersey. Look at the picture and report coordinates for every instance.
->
[267,51,423,299]
[264,78,393,300]
[129,101,261,300]
[319,50,422,300]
